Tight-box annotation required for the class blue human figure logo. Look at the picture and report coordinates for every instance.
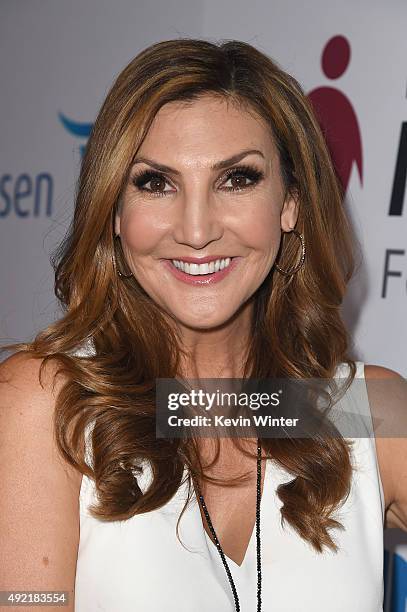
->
[308,35,363,193]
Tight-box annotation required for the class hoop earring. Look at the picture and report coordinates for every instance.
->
[274,229,305,276]
[114,234,133,279]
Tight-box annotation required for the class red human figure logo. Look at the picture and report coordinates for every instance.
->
[309,35,363,192]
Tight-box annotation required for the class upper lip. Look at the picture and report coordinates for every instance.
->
[168,255,234,264]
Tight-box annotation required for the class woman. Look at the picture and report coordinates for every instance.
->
[1,38,406,612]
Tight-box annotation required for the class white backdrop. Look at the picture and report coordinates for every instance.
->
[1,1,406,609]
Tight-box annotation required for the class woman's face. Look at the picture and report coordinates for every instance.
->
[116,94,298,330]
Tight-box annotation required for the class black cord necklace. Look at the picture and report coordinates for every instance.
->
[194,439,263,612]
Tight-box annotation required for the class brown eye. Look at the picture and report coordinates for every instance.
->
[132,171,174,197]
[149,176,167,193]
[221,165,264,192]
[230,175,250,189]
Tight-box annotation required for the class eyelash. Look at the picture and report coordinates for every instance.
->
[131,164,264,198]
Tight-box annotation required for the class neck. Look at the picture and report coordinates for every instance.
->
[176,299,254,379]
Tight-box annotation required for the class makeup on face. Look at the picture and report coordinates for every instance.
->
[116,95,297,331]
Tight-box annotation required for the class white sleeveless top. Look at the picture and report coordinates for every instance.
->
[74,361,385,611]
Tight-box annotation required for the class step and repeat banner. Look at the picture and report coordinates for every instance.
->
[1,1,406,609]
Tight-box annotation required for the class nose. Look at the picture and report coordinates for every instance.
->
[172,186,223,250]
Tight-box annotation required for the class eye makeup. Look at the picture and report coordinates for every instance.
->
[221,164,264,192]
[130,164,265,197]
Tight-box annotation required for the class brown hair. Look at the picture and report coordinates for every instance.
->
[2,38,359,553]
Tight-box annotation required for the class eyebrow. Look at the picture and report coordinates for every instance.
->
[132,148,265,175]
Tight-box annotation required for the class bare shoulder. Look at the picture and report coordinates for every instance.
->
[0,350,81,478]
[364,363,407,531]
[364,364,404,381]
[0,349,64,398]
[0,351,81,609]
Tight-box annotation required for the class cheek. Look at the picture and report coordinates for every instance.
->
[231,198,282,251]
[250,217,280,250]
[120,207,167,255]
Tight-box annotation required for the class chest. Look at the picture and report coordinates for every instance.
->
[191,441,267,567]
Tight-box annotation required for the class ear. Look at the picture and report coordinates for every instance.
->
[280,191,299,232]
[114,204,121,237]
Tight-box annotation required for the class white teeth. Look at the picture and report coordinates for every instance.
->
[171,257,232,275]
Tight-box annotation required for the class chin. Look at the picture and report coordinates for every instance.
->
[174,311,236,331]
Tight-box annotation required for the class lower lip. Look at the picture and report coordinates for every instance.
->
[161,257,241,285]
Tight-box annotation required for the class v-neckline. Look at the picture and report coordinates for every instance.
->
[190,458,270,570]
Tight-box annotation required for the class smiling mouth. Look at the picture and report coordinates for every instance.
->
[161,256,240,285]
[170,257,233,276]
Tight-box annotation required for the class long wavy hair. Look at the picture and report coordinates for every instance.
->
[2,38,359,553]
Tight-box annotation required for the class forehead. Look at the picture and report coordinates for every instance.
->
[137,94,278,164]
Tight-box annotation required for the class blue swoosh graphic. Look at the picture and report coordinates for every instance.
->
[58,112,93,138]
